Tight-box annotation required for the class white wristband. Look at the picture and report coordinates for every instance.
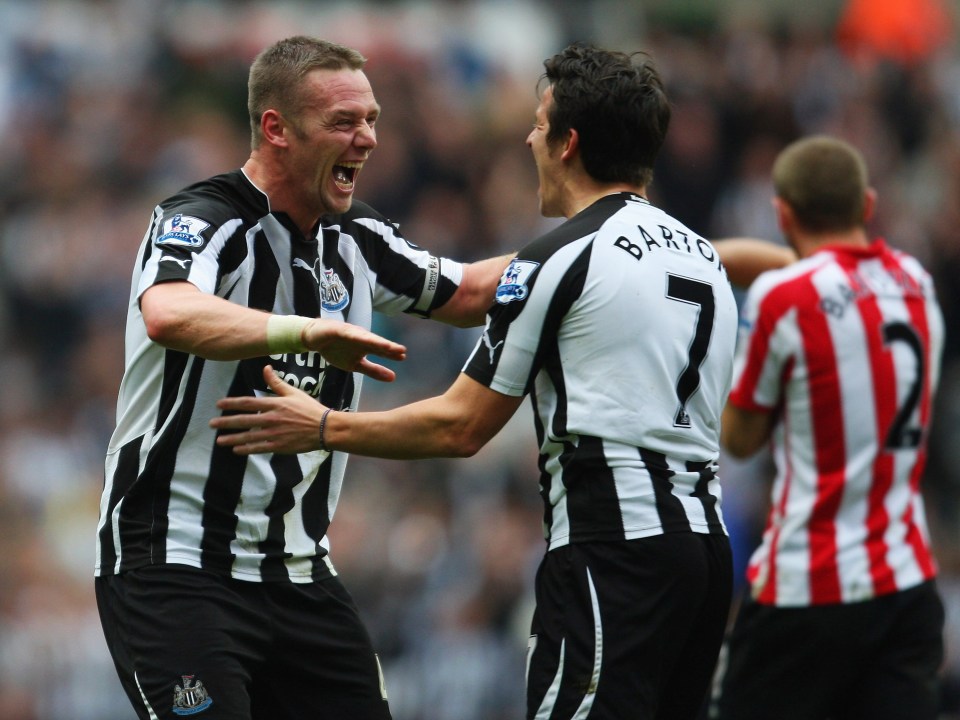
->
[266,315,311,354]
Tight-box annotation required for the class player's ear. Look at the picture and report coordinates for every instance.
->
[560,128,579,161]
[772,197,794,234]
[862,187,877,223]
[261,109,290,148]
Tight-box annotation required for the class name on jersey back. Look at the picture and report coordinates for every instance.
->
[613,223,724,274]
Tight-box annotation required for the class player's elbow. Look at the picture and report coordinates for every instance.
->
[721,432,760,460]
[432,293,486,328]
[142,303,183,347]
[436,419,491,458]
[720,409,772,459]
[457,436,486,458]
[440,428,486,458]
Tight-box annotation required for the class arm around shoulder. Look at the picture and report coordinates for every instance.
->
[430,253,516,327]
[715,238,796,288]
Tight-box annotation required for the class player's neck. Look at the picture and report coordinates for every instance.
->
[563,182,646,218]
[242,156,319,237]
[794,228,871,258]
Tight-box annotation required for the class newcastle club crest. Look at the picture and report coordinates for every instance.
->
[172,674,213,715]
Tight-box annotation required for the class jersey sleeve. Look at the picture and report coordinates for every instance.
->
[136,197,243,300]
[463,238,576,397]
[728,274,790,413]
[341,204,464,318]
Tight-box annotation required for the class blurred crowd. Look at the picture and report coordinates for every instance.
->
[0,0,958,718]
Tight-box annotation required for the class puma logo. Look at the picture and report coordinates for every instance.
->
[159,256,190,269]
[481,331,504,364]
[293,257,321,284]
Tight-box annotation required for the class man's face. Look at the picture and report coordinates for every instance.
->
[285,68,379,216]
[526,85,564,218]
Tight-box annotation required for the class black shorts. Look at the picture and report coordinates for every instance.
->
[526,533,732,720]
[95,565,391,720]
[711,580,945,720]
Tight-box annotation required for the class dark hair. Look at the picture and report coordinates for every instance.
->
[541,43,670,187]
[247,36,367,148]
[772,135,869,232]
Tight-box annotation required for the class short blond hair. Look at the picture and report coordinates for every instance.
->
[772,135,869,232]
[247,36,367,148]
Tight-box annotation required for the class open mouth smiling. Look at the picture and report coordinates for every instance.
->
[333,162,362,191]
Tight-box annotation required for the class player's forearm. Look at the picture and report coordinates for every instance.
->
[324,396,482,459]
[715,238,796,287]
[720,401,775,458]
[142,286,275,360]
[432,253,516,327]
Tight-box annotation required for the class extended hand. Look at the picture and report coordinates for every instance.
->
[304,318,406,382]
[211,366,329,455]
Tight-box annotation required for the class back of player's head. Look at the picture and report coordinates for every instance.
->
[541,43,670,188]
[772,135,870,233]
[248,36,367,148]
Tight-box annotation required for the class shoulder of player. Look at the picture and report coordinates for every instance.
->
[743,254,837,318]
[327,199,393,227]
[159,170,261,229]
[880,242,934,281]
[514,208,608,266]
[322,200,404,241]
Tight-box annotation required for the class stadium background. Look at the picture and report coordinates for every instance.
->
[0,0,958,717]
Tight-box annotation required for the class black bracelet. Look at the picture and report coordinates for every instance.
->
[319,407,334,452]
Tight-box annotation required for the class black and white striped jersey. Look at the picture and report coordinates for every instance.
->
[463,192,738,550]
[96,169,462,582]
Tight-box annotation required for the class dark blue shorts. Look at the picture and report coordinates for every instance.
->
[96,564,391,720]
[526,533,732,720]
[712,580,945,720]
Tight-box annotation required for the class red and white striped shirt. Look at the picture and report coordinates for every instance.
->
[729,239,944,606]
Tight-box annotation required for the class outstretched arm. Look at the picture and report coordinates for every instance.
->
[211,365,523,459]
[715,238,796,287]
[141,281,406,382]
[431,253,516,328]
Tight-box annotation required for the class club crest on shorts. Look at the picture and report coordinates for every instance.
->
[172,674,213,715]
[156,214,209,248]
[496,259,540,304]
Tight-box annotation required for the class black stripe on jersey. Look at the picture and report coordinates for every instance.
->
[527,242,594,544]
[257,454,304,581]
[292,243,323,318]
[564,435,626,543]
[638,447,691,533]
[321,226,356,320]
[201,370,253,575]
[331,202,458,312]
[98,435,144,571]
[302,455,336,579]
[531,394,556,539]
[140,215,161,272]
[157,349,191,431]
[215,223,249,279]
[250,231,283,312]
[688,459,724,532]
[117,354,205,570]
[540,242,592,433]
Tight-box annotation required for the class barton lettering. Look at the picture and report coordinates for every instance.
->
[614,236,643,260]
